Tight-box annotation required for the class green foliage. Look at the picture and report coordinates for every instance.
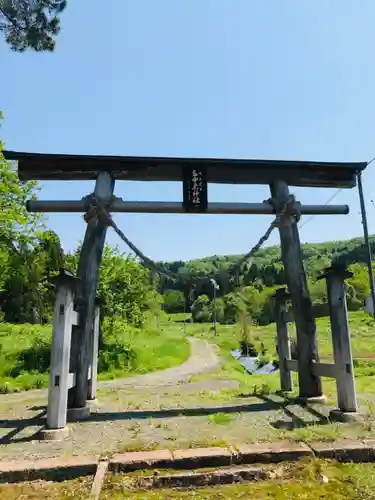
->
[0,141,64,322]
[0,229,63,323]
[159,235,375,326]
[0,318,190,392]
[99,246,155,328]
[0,0,67,52]
[163,289,185,314]
[191,294,211,323]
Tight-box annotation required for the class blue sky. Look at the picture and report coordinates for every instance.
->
[1,0,375,261]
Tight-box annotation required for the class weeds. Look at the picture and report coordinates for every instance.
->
[0,319,190,393]
[208,412,234,425]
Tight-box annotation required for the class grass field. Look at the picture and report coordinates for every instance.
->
[2,459,375,499]
[172,311,375,401]
[0,310,375,466]
[0,318,190,393]
[0,309,374,397]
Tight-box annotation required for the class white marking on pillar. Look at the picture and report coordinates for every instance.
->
[321,267,358,413]
[47,277,79,429]
[87,304,100,401]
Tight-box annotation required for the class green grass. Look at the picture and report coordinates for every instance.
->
[169,310,375,400]
[1,309,374,398]
[100,459,375,499]
[0,476,91,500]
[2,459,375,499]
[207,412,234,425]
[0,319,190,393]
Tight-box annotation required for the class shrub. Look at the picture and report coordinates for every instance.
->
[10,336,50,377]
[98,342,137,372]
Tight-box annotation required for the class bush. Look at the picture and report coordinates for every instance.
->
[163,290,185,314]
[98,342,137,372]
[10,336,50,377]
[191,295,211,323]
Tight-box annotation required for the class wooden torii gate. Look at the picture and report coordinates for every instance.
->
[4,150,367,437]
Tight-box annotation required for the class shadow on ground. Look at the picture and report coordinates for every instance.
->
[0,394,329,446]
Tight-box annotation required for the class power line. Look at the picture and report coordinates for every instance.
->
[298,188,343,231]
[299,153,375,231]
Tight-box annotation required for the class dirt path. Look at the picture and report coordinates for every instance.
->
[100,337,220,389]
[0,338,220,404]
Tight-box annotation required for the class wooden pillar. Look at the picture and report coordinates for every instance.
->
[274,288,293,392]
[87,298,100,401]
[319,266,358,414]
[45,270,80,435]
[68,171,115,411]
[270,180,323,400]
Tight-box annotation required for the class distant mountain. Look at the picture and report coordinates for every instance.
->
[157,235,374,298]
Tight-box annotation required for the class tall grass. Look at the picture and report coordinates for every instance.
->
[0,317,190,393]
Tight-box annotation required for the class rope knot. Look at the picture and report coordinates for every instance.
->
[82,194,116,224]
[266,194,301,224]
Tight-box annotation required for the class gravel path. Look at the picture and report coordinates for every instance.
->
[100,337,220,389]
[0,338,230,461]
[0,338,220,404]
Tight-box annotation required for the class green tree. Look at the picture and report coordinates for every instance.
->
[191,295,211,323]
[98,246,154,329]
[163,290,185,314]
[0,0,66,52]
[221,292,246,324]
[0,229,63,323]
[0,144,40,248]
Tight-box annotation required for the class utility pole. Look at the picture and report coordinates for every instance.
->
[210,278,219,336]
[357,171,375,319]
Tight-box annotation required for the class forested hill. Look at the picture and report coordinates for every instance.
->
[158,235,375,300]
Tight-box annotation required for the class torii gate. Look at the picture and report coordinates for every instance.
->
[4,150,367,434]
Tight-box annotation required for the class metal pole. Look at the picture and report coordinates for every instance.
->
[357,172,375,319]
[25,199,350,216]
[213,283,217,336]
[210,279,218,336]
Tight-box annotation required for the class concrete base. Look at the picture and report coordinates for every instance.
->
[67,405,91,422]
[37,426,70,441]
[329,408,363,423]
[86,399,99,408]
[295,394,328,405]
[275,390,293,397]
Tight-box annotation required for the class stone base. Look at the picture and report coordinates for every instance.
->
[329,408,363,423]
[67,406,91,422]
[86,398,98,408]
[275,389,293,396]
[37,426,70,441]
[295,394,328,405]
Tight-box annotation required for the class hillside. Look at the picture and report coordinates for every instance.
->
[159,235,375,323]
[159,234,374,290]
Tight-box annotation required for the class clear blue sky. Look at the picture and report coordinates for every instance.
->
[1,0,375,261]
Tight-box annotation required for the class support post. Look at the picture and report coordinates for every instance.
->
[87,297,100,402]
[357,172,375,320]
[42,270,81,439]
[270,180,323,401]
[68,171,115,413]
[274,288,293,392]
[319,266,358,419]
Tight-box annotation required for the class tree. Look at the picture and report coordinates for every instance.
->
[191,295,211,323]
[0,138,41,292]
[98,246,154,329]
[163,290,185,314]
[1,229,64,323]
[0,0,66,52]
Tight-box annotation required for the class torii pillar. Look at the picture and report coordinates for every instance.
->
[68,172,115,416]
[270,180,324,401]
